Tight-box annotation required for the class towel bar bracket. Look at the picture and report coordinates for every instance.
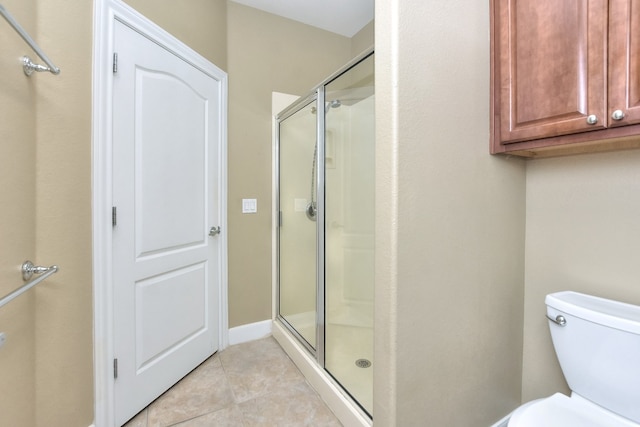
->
[0,4,61,76]
[22,55,55,76]
[22,260,55,281]
[0,261,59,309]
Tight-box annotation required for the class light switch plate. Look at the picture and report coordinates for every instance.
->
[242,198,257,213]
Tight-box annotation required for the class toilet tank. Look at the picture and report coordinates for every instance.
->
[546,291,640,423]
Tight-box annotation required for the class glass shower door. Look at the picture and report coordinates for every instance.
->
[278,99,318,350]
[324,53,375,415]
[276,50,375,419]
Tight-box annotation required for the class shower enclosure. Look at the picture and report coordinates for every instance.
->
[276,50,374,419]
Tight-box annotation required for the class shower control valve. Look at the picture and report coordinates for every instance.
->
[305,202,317,221]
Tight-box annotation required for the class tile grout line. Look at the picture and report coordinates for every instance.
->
[217,351,249,426]
[123,337,342,427]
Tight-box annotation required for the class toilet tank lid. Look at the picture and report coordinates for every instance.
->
[546,291,640,335]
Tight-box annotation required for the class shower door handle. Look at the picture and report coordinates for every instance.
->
[209,226,221,237]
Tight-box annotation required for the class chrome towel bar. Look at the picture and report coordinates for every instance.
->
[0,4,60,75]
[0,261,59,309]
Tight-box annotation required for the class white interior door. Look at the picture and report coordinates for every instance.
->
[112,20,223,426]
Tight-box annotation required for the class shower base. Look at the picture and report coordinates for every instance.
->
[272,320,372,427]
[325,323,373,413]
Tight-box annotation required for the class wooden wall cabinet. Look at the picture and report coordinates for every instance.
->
[491,0,640,157]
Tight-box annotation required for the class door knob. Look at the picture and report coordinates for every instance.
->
[209,226,221,237]
[586,114,598,125]
[612,110,625,121]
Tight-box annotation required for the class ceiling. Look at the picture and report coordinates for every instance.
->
[229,0,374,38]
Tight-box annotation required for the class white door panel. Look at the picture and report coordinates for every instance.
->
[112,20,222,426]
[135,69,207,255]
[135,263,207,370]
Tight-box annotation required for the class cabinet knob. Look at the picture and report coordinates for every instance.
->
[612,110,625,121]
[586,115,598,125]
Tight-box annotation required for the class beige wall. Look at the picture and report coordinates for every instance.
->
[0,1,227,426]
[123,0,228,71]
[522,150,640,401]
[351,20,374,57]
[0,1,93,426]
[226,2,356,327]
[33,2,94,424]
[374,0,527,425]
[0,1,37,425]
[13,0,625,424]
[0,1,363,423]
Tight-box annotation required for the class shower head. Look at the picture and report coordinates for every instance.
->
[326,99,341,112]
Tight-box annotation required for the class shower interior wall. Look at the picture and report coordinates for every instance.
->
[324,92,375,415]
[277,92,376,335]
[325,97,375,320]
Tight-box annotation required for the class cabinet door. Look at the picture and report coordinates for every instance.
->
[496,0,608,143]
[608,0,640,127]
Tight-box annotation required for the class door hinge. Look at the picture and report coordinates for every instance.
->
[113,52,118,74]
[113,358,118,379]
[112,206,117,227]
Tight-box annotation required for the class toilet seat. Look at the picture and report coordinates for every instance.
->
[508,393,640,427]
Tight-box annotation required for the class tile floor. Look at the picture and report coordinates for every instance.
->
[122,337,342,427]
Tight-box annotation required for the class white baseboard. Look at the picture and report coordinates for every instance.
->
[228,319,272,345]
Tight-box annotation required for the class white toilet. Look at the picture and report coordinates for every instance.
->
[508,291,640,427]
